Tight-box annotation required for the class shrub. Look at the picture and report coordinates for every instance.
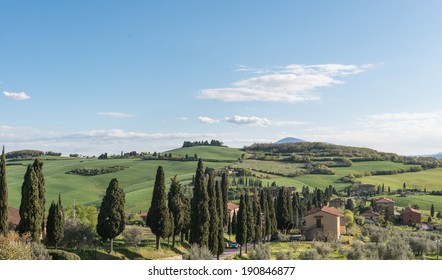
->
[248,244,271,260]
[31,242,52,260]
[183,244,213,260]
[313,242,333,257]
[123,226,143,247]
[275,251,293,260]
[0,232,33,260]
[299,250,321,260]
[48,249,81,260]
[63,218,95,250]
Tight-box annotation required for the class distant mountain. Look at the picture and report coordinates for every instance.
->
[275,137,305,144]
[427,153,442,159]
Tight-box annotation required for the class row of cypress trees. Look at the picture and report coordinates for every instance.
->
[147,159,229,259]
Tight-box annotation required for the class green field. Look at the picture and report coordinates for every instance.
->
[379,194,442,212]
[361,168,442,191]
[6,156,229,213]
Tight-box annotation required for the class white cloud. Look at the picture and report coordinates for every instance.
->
[3,91,31,100]
[225,115,305,127]
[200,64,374,103]
[178,116,188,121]
[96,112,133,118]
[198,116,220,124]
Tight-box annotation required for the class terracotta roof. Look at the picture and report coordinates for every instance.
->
[361,211,380,217]
[227,202,239,211]
[375,197,394,204]
[138,211,148,218]
[306,206,341,217]
[402,207,421,214]
[8,206,20,227]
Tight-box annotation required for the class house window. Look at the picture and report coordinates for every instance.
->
[316,218,322,228]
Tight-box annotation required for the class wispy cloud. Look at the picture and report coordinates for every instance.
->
[225,115,305,127]
[198,116,220,124]
[178,116,188,121]
[96,112,133,118]
[200,64,374,103]
[3,91,31,101]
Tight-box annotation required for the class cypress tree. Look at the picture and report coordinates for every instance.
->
[180,196,191,243]
[0,146,8,236]
[215,180,225,259]
[146,167,170,250]
[231,210,237,235]
[345,198,355,212]
[245,192,254,253]
[221,173,229,227]
[97,178,126,253]
[46,196,65,248]
[259,189,270,241]
[267,189,277,236]
[276,187,291,232]
[252,190,261,246]
[227,211,232,237]
[189,159,210,247]
[32,159,45,234]
[431,204,435,218]
[235,194,247,256]
[207,175,219,256]
[17,165,42,242]
[168,176,185,248]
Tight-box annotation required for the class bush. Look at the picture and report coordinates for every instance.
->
[299,250,321,260]
[48,249,81,260]
[0,232,33,260]
[275,251,293,260]
[123,226,143,247]
[63,218,95,250]
[313,242,333,257]
[183,244,213,260]
[31,242,52,260]
[248,244,271,260]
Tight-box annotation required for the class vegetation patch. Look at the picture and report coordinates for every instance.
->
[66,166,129,176]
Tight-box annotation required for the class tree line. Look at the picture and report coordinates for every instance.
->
[182,140,225,148]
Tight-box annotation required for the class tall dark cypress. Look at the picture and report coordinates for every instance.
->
[17,165,42,242]
[189,159,210,247]
[252,189,261,246]
[32,159,45,234]
[97,178,126,253]
[207,175,218,256]
[168,176,185,248]
[235,194,247,256]
[215,180,224,259]
[221,173,229,227]
[267,189,277,236]
[146,167,171,250]
[46,197,64,248]
[259,189,270,241]
[245,192,254,253]
[0,146,8,236]
[231,210,237,235]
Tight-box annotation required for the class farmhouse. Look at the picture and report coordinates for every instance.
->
[303,206,344,241]
[373,197,395,214]
[401,207,421,226]
[8,206,20,229]
[227,202,239,217]
[360,211,380,224]
[329,198,345,208]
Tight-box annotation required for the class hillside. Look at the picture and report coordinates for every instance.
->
[165,146,244,161]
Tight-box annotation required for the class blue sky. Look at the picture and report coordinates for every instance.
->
[1,0,442,155]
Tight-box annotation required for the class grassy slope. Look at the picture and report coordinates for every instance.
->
[6,156,229,213]
[361,168,442,191]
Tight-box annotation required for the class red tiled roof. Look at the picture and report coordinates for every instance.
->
[139,211,148,218]
[8,206,20,227]
[361,211,380,217]
[306,206,341,217]
[402,207,421,214]
[375,197,394,204]
[227,202,239,211]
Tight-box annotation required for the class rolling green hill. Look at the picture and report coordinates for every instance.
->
[166,146,244,161]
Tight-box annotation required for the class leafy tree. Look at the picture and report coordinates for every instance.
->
[190,159,210,247]
[345,198,355,212]
[97,178,126,253]
[146,167,171,250]
[46,194,64,248]
[168,176,186,248]
[123,226,143,247]
[236,194,247,256]
[0,146,8,236]
[63,218,95,250]
[17,165,42,242]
